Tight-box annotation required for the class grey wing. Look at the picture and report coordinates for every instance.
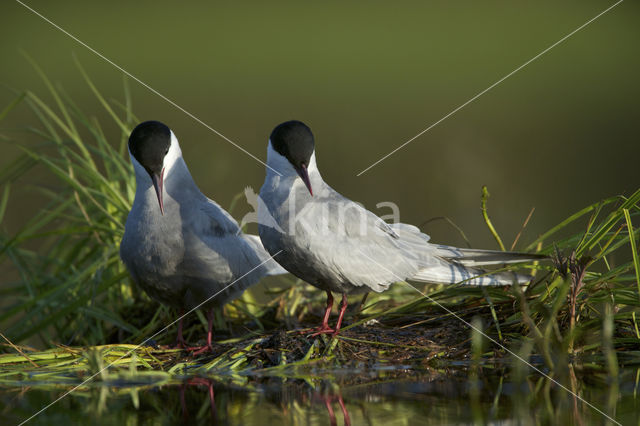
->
[176,200,274,309]
[199,197,287,275]
[197,197,242,235]
[299,189,537,288]
[302,190,427,292]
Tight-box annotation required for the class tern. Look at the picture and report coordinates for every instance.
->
[258,120,545,335]
[120,121,286,352]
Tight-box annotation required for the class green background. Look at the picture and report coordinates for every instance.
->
[1,0,638,252]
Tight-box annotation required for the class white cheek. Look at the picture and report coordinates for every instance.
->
[307,152,318,175]
[163,132,183,172]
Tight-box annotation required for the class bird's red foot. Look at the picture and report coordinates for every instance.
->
[172,337,189,350]
[172,341,206,352]
[189,308,215,355]
[309,325,337,337]
[190,343,214,356]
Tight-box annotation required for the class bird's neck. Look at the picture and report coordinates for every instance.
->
[164,159,205,204]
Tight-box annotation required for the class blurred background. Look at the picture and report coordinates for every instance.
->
[1,0,638,253]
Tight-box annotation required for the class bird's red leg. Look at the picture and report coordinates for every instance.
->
[310,291,335,336]
[206,308,214,349]
[332,294,348,335]
[174,310,188,349]
[191,308,215,355]
[320,291,334,330]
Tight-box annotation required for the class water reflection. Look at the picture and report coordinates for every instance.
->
[2,366,639,425]
[180,378,216,424]
[318,393,350,426]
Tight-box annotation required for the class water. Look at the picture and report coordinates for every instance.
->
[3,365,639,425]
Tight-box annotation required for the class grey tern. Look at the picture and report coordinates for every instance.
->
[120,121,286,352]
[258,120,545,335]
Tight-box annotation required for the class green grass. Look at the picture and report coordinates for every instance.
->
[0,61,639,391]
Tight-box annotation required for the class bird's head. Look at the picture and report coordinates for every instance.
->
[268,120,315,196]
[128,120,181,215]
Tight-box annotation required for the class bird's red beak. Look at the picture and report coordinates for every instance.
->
[297,164,313,196]
[152,168,165,215]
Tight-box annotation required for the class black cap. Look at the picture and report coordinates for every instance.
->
[128,121,171,176]
[270,121,314,170]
